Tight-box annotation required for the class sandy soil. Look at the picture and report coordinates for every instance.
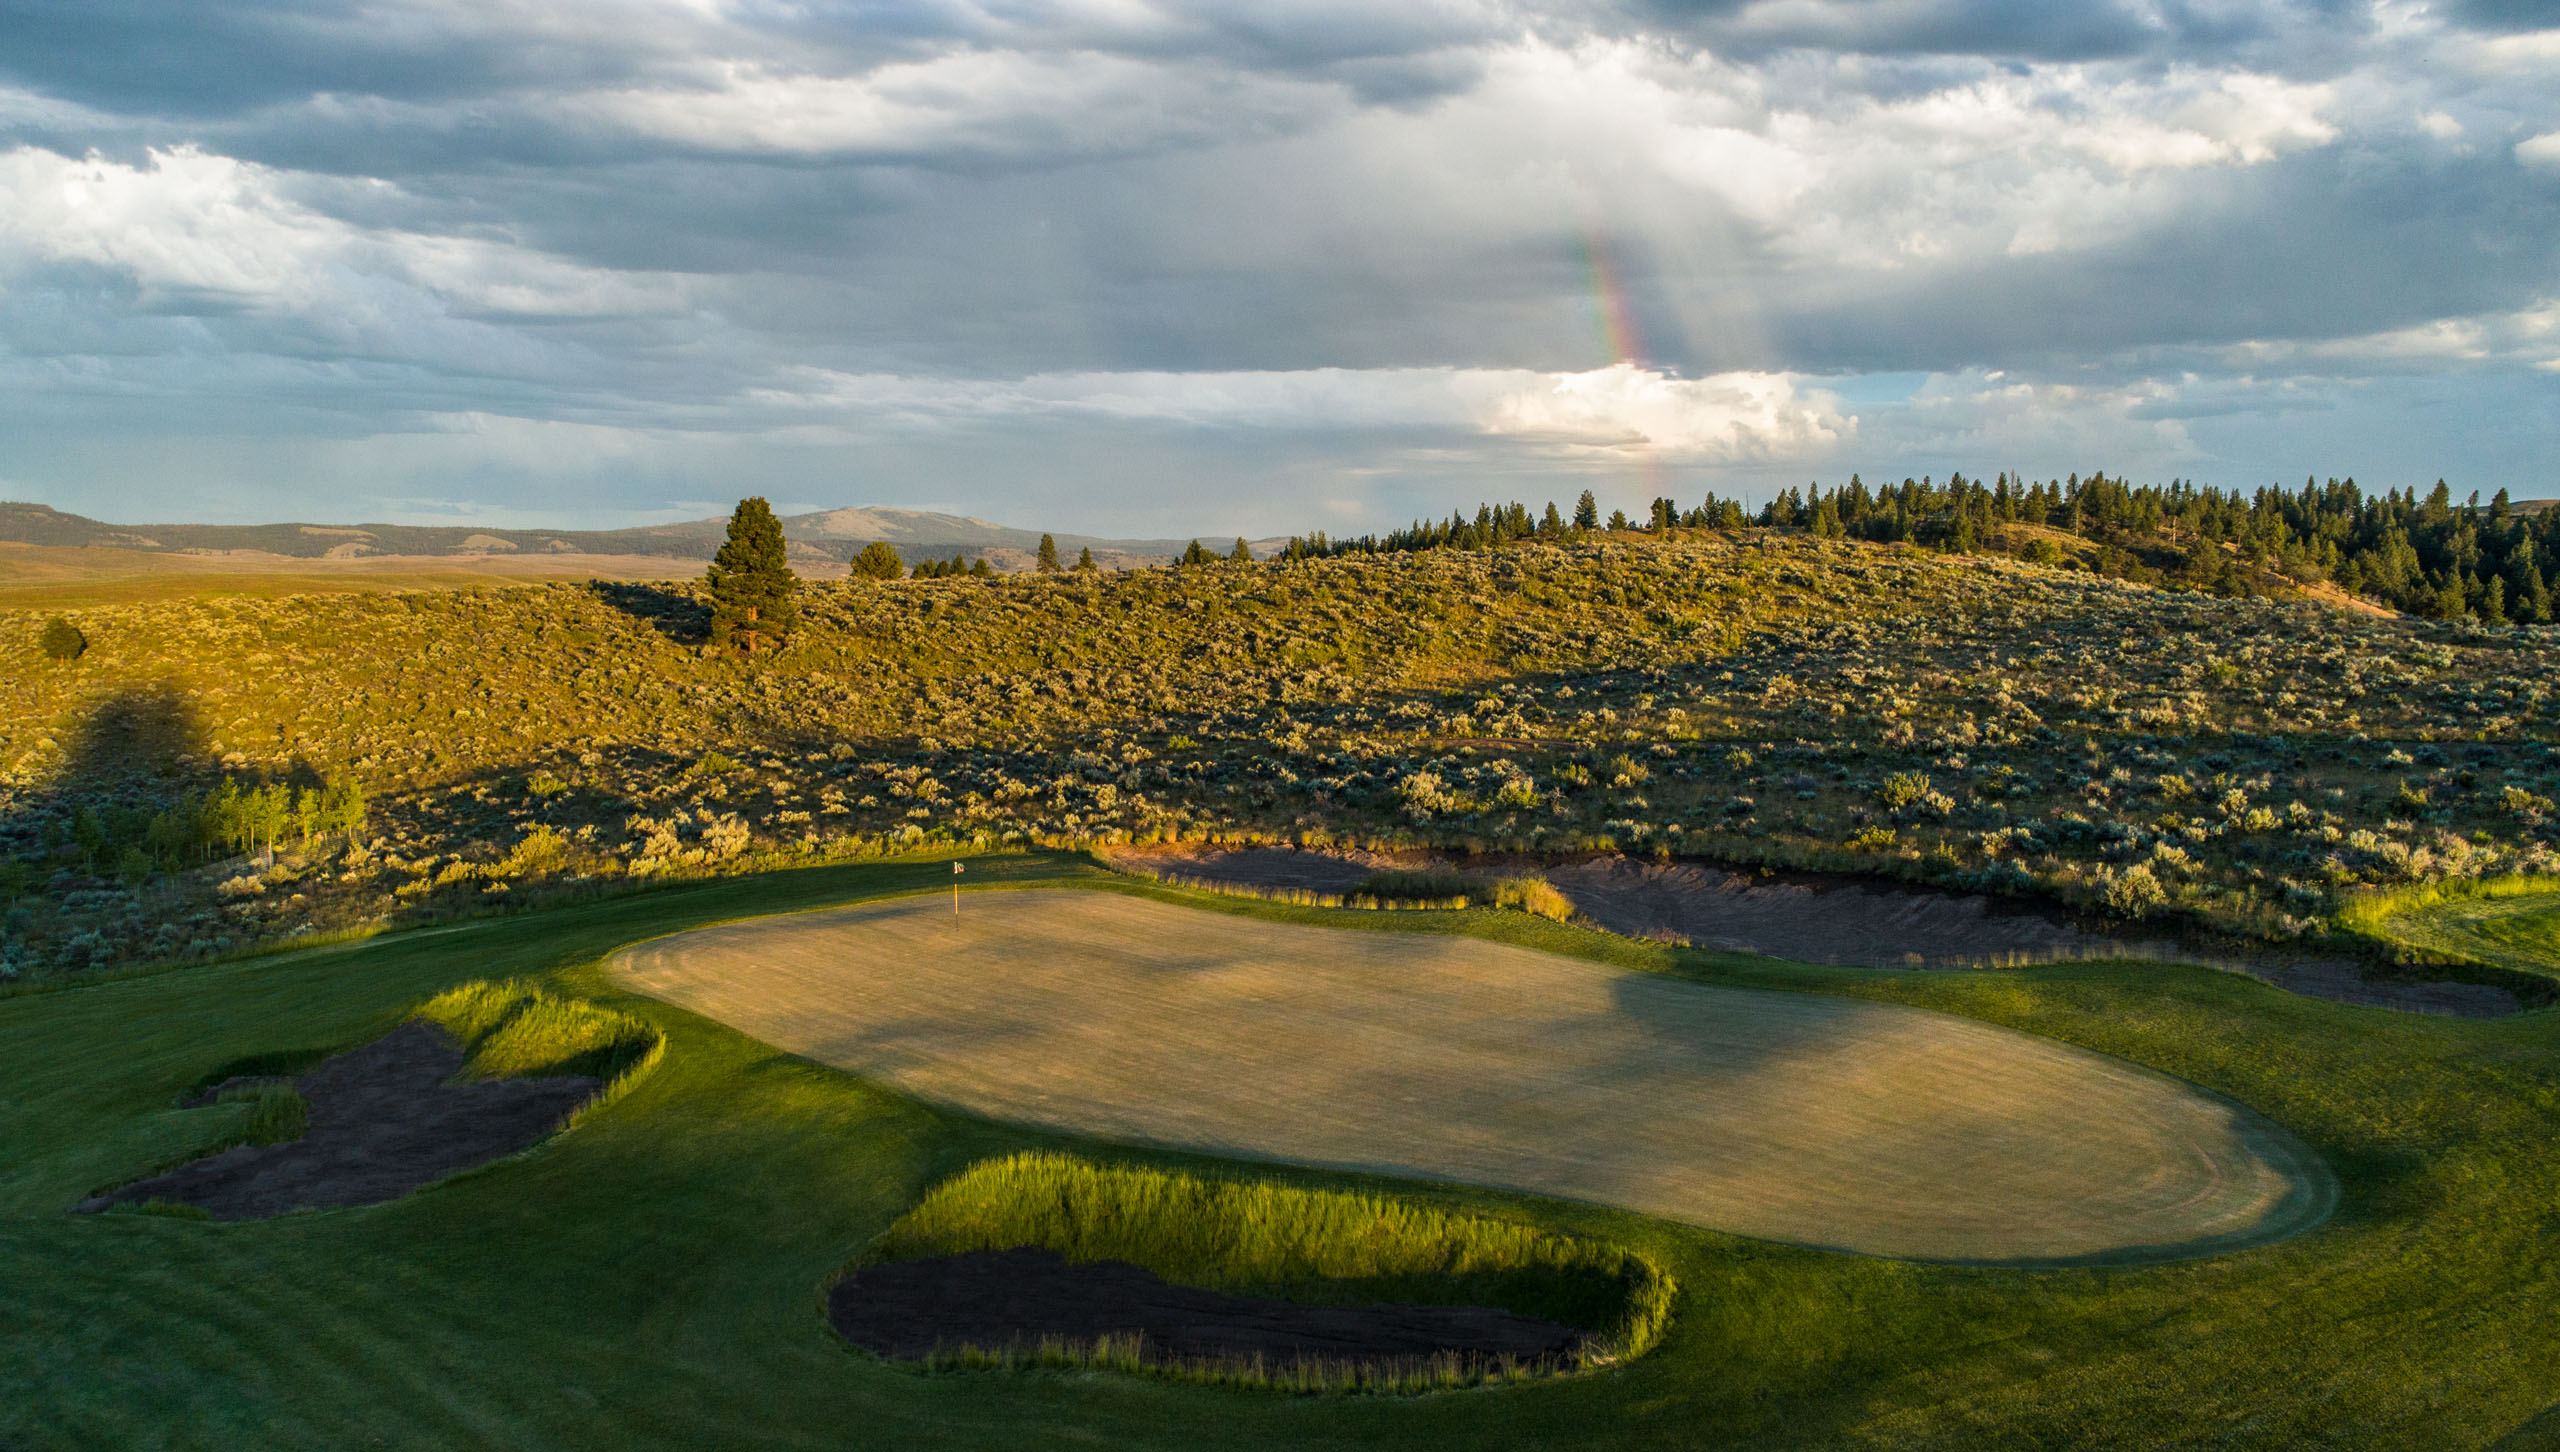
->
[80,1023,600,1220]
[615,889,2333,1262]
[1101,845,2522,1018]
[830,1248,1580,1368]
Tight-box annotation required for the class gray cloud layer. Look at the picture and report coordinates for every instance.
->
[0,0,2554,531]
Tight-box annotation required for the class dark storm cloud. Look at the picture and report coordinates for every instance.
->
[1629,0,2367,62]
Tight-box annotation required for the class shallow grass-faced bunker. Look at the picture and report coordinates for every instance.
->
[830,1153,1674,1391]
[82,980,661,1221]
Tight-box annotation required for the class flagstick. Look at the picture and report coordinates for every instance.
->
[953,859,965,918]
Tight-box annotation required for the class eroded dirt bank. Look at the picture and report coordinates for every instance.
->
[1099,844,2522,1018]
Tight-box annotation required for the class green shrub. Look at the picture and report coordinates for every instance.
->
[1878,771,1934,810]
[38,616,85,662]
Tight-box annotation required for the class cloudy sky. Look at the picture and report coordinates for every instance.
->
[1,0,2555,536]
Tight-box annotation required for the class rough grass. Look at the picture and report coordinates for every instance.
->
[861,1150,1673,1388]
[1110,862,1576,921]
[413,978,662,1085]
[1358,867,1581,917]
[2336,874,2560,999]
[214,1081,308,1147]
[2,855,2558,1449]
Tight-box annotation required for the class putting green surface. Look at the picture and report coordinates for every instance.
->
[615,887,2332,1261]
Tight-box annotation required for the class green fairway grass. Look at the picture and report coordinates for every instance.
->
[3,851,2558,1449]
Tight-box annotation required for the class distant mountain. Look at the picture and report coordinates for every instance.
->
[0,501,1252,569]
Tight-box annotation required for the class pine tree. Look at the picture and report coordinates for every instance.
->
[1607,508,1629,531]
[1573,490,1599,531]
[1542,502,1565,536]
[1076,546,1097,572]
[969,557,994,578]
[705,497,799,654]
[1229,537,1252,563]
[850,542,903,580]
[1037,533,1061,573]
[1180,540,1211,566]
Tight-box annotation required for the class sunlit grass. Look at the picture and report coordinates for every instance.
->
[861,1150,1673,1389]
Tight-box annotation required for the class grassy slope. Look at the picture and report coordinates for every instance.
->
[12,531,2560,983]
[0,854,2554,1450]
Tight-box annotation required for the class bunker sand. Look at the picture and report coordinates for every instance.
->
[615,890,2332,1262]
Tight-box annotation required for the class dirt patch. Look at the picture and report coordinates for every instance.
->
[831,1248,1580,1369]
[79,1022,600,1220]
[1100,845,2522,1017]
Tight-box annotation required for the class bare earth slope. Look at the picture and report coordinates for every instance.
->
[614,888,2332,1262]
[1102,846,2523,1017]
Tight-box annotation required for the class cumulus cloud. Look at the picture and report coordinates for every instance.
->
[0,144,683,325]
[0,0,2552,527]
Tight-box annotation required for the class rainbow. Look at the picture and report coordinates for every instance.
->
[1580,225,1667,503]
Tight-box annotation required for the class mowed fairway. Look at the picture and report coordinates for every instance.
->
[615,887,2332,1261]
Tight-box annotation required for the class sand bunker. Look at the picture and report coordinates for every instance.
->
[831,1248,1581,1369]
[81,1023,601,1220]
[1103,845,2522,1018]
[615,889,2333,1262]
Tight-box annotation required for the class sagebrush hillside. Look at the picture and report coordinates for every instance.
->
[3,530,2555,978]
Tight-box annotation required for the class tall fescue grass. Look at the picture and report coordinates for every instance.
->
[2332,874,2560,1000]
[1351,869,1577,922]
[215,1081,308,1147]
[2336,873,2560,948]
[859,1152,1674,1391]
[1108,859,1579,922]
[413,979,664,1093]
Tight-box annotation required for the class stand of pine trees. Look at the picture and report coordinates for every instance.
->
[1277,473,2557,623]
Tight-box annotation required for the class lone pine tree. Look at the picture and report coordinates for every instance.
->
[850,541,903,580]
[706,497,799,654]
[1037,533,1062,572]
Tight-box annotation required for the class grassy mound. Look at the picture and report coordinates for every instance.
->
[2334,875,2560,1004]
[413,979,663,1087]
[855,1151,1673,1390]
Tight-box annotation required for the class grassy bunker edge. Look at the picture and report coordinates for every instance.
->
[833,1151,1677,1394]
[90,979,663,1217]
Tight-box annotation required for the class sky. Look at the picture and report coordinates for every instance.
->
[0,0,2555,537]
